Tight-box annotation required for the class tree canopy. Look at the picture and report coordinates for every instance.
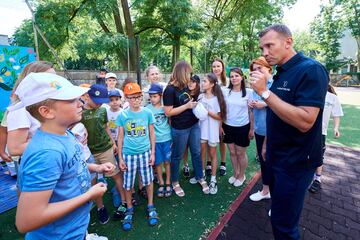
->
[13,0,304,72]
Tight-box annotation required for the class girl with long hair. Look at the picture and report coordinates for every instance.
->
[163,61,209,197]
[196,73,227,194]
[223,67,254,187]
[211,58,228,176]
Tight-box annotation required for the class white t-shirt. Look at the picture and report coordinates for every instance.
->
[198,94,221,144]
[106,108,122,140]
[70,123,92,160]
[223,88,253,127]
[322,92,343,135]
[7,107,40,137]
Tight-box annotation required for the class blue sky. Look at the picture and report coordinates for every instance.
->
[0,0,322,37]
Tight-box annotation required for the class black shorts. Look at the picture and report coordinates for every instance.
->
[222,123,250,147]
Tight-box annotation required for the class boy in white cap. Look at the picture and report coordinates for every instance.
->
[12,73,114,240]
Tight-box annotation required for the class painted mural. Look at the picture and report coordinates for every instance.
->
[0,45,35,120]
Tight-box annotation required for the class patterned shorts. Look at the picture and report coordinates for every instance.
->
[123,150,154,190]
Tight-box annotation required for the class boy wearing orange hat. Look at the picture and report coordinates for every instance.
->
[116,83,158,231]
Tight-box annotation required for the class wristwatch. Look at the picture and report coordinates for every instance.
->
[261,90,271,100]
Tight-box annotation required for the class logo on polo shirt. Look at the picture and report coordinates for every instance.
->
[277,80,290,92]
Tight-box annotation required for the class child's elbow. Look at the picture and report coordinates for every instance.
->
[16,219,28,234]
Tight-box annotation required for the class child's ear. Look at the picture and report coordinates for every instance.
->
[38,105,55,120]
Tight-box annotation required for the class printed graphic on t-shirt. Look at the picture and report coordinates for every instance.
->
[178,91,191,105]
[72,144,91,194]
[125,120,147,137]
[109,120,117,135]
[154,113,167,126]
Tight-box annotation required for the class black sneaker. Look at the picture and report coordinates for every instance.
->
[219,165,226,176]
[113,202,127,220]
[308,180,321,194]
[132,192,140,206]
[183,165,190,178]
[97,206,109,224]
[205,163,212,177]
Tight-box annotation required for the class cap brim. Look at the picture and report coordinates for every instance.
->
[148,91,161,94]
[90,96,110,104]
[51,86,90,101]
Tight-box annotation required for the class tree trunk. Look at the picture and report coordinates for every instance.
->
[120,0,136,71]
[172,35,181,66]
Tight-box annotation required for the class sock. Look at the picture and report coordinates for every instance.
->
[211,176,216,182]
[202,170,205,176]
[221,162,226,166]
[314,174,321,182]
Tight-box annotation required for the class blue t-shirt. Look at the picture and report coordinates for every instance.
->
[252,78,273,136]
[266,52,328,171]
[18,129,91,240]
[116,107,155,155]
[146,104,172,143]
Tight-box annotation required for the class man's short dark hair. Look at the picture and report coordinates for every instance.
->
[259,24,292,38]
[100,68,108,73]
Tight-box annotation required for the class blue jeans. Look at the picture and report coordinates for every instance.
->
[171,124,203,182]
[269,166,315,240]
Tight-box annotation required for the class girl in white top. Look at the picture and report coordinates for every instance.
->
[211,58,228,176]
[7,61,55,157]
[198,73,227,194]
[222,67,254,187]
[308,84,343,194]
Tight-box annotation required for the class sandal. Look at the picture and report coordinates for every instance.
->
[164,184,172,197]
[172,183,185,197]
[122,208,134,231]
[199,179,210,194]
[157,185,165,198]
[147,205,159,226]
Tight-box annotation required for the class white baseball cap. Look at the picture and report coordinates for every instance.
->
[8,72,89,111]
[105,72,118,79]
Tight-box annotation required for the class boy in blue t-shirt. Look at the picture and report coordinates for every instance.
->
[146,83,172,198]
[116,83,158,231]
[12,73,114,240]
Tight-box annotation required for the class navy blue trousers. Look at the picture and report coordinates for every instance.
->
[269,166,315,240]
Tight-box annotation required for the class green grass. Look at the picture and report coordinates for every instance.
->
[1,104,358,240]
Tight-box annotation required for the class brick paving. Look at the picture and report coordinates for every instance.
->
[215,145,360,240]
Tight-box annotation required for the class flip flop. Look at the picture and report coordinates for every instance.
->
[164,184,172,197]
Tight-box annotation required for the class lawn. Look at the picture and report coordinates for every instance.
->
[0,101,358,240]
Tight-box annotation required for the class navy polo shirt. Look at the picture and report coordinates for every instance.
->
[266,52,328,171]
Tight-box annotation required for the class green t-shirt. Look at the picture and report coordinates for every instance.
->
[116,107,155,155]
[146,104,172,143]
[81,107,112,154]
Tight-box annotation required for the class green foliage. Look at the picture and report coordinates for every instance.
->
[12,0,298,72]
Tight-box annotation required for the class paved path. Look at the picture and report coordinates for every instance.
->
[213,144,360,240]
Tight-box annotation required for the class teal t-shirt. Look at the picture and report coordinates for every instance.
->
[116,107,155,155]
[146,104,172,143]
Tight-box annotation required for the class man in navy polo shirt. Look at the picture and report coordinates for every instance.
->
[250,24,328,240]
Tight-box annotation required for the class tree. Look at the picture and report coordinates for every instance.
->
[310,3,344,71]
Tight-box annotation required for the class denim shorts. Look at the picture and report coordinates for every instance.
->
[155,140,172,166]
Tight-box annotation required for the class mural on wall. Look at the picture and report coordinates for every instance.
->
[0,45,35,120]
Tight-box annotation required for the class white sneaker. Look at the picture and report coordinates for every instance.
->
[249,191,271,201]
[228,176,236,184]
[209,181,218,195]
[86,233,108,240]
[189,177,197,184]
[233,176,246,187]
[268,209,271,217]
